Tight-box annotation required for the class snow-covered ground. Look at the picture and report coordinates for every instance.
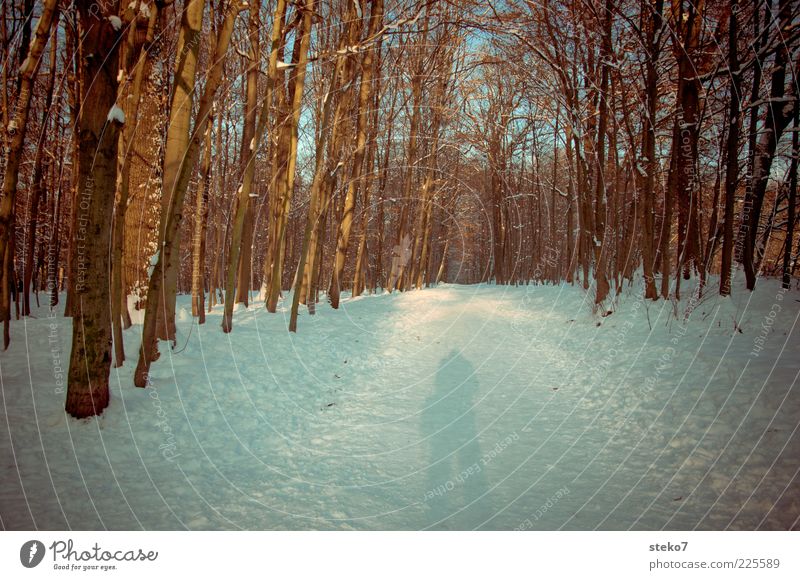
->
[1,276,798,530]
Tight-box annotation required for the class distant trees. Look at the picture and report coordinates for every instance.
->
[738,0,799,290]
[0,0,58,346]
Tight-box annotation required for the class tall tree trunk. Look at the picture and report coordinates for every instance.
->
[136,1,240,384]
[262,1,296,313]
[0,0,59,341]
[226,0,287,328]
[659,142,674,299]
[564,122,576,285]
[233,4,261,308]
[329,0,384,308]
[252,2,313,322]
[47,152,63,309]
[389,16,428,292]
[740,0,797,290]
[640,0,662,299]
[292,0,362,313]
[22,19,58,317]
[351,70,383,298]
[720,1,741,296]
[669,0,704,298]
[111,1,158,367]
[782,99,799,289]
[65,0,122,418]
[736,0,770,264]
[592,0,613,304]
[191,115,214,323]
[288,0,373,330]
[154,0,205,342]
[550,110,560,283]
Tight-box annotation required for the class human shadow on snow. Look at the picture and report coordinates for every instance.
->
[421,349,492,529]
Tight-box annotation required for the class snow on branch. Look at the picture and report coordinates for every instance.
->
[107,105,126,124]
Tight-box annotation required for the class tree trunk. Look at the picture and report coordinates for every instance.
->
[226,0,286,329]
[720,1,741,296]
[233,4,261,308]
[111,1,158,367]
[740,0,797,290]
[191,115,214,323]
[0,0,59,338]
[669,0,704,298]
[782,103,798,289]
[352,77,382,298]
[65,1,122,418]
[154,0,205,342]
[640,0,662,299]
[736,0,770,265]
[136,1,240,384]
[22,19,59,317]
[389,16,428,292]
[329,0,383,308]
[592,0,613,304]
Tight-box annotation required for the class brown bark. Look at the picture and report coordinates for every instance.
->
[351,75,382,298]
[292,0,362,315]
[111,1,158,367]
[233,4,261,307]
[740,0,797,290]
[641,0,662,299]
[0,0,59,338]
[669,0,704,297]
[153,0,205,341]
[65,0,123,418]
[782,94,799,289]
[191,115,214,322]
[261,0,292,313]
[329,0,384,308]
[22,19,58,317]
[720,2,741,296]
[136,1,240,384]
[290,0,365,330]
[225,0,287,330]
[591,0,612,304]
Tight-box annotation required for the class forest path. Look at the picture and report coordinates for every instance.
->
[1,282,799,530]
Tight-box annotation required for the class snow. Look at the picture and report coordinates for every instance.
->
[146,251,159,277]
[19,57,32,75]
[127,1,151,18]
[108,15,123,31]
[1,275,798,530]
[107,104,126,124]
[276,60,294,70]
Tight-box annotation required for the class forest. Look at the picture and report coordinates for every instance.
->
[0,0,799,532]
